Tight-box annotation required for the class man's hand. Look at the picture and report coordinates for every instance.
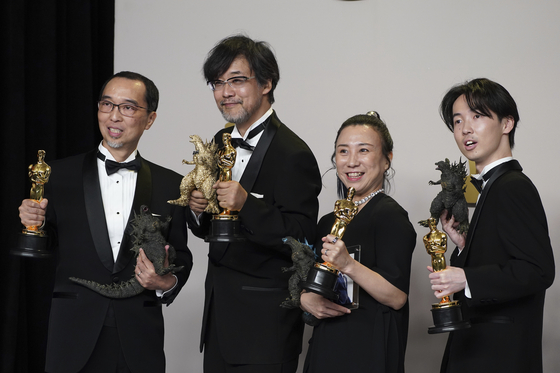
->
[19,198,48,227]
[213,180,248,212]
[440,210,466,249]
[428,266,466,299]
[300,291,350,319]
[189,190,209,215]
[135,247,176,291]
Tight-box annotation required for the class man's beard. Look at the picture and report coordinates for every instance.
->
[219,96,261,125]
[106,140,123,149]
[221,107,250,125]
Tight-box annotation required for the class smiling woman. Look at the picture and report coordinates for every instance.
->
[300,112,416,373]
[335,124,390,207]
[330,112,395,199]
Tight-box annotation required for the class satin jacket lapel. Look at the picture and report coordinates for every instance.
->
[239,115,278,192]
[113,155,152,273]
[455,160,522,267]
[83,150,114,272]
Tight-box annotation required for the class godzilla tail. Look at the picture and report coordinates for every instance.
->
[167,196,188,207]
[69,276,145,299]
[418,219,430,227]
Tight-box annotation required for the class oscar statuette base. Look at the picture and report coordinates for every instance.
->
[428,300,471,334]
[11,231,51,258]
[300,263,340,302]
[205,214,246,242]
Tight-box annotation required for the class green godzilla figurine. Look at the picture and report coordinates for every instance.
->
[280,236,315,309]
[70,205,183,298]
[419,158,469,234]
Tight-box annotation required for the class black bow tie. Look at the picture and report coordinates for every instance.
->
[230,138,254,151]
[230,121,267,152]
[470,167,497,193]
[97,152,141,175]
[470,177,483,193]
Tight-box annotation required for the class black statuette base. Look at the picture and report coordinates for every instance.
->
[301,264,339,301]
[428,301,471,334]
[205,215,246,242]
[11,232,51,258]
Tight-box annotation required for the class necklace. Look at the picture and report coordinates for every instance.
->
[354,188,384,206]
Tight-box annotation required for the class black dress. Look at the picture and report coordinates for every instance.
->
[304,193,416,373]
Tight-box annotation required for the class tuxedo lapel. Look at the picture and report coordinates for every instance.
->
[455,160,522,266]
[239,115,278,192]
[113,156,152,273]
[83,150,114,272]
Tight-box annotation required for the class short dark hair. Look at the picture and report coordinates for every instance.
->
[331,111,395,197]
[440,78,519,148]
[98,71,159,112]
[203,35,280,104]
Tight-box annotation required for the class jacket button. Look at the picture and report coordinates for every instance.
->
[113,276,119,283]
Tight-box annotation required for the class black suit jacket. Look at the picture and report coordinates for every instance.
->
[43,150,193,373]
[187,112,322,365]
[442,160,555,373]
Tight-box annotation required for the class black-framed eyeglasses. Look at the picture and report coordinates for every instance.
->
[207,76,256,91]
[98,100,148,117]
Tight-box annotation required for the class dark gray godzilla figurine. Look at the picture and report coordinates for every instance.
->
[280,236,315,309]
[70,205,183,298]
[419,158,469,234]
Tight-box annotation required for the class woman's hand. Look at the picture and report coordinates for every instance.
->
[300,291,350,319]
[323,234,408,310]
[321,234,355,273]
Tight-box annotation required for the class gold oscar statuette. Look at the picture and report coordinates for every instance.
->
[424,217,470,334]
[205,133,245,242]
[301,187,358,301]
[12,150,52,258]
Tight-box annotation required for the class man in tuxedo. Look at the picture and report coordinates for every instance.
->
[188,35,322,372]
[18,71,193,373]
[428,78,554,373]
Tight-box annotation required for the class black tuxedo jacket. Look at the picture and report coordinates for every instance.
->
[442,160,555,373]
[187,112,322,365]
[43,149,193,373]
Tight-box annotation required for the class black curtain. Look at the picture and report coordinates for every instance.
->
[1,1,114,372]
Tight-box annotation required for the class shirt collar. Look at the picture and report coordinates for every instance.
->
[471,156,513,182]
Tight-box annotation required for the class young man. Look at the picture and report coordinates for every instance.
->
[429,78,554,373]
[18,71,193,373]
[187,35,322,373]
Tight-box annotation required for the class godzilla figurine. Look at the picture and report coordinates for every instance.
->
[70,205,183,298]
[419,158,469,234]
[168,134,220,214]
[280,236,316,309]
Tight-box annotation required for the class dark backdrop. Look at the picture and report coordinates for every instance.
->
[1,1,114,372]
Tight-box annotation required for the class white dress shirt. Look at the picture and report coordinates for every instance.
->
[230,107,273,182]
[97,143,138,262]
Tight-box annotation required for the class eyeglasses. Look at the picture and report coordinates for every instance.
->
[98,100,148,117]
[207,76,255,91]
